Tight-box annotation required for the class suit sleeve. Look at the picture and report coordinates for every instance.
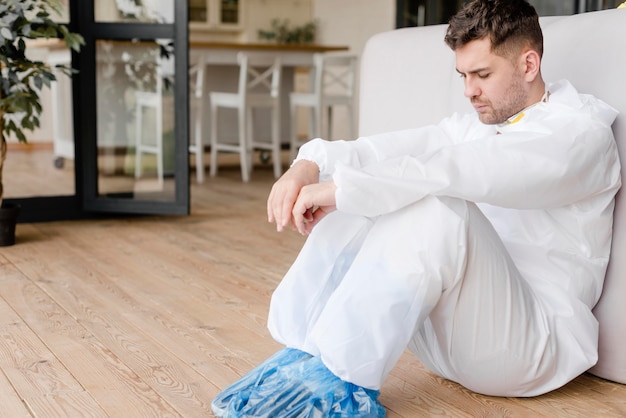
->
[293,113,476,182]
[333,112,620,217]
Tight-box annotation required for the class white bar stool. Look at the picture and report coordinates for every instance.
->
[134,55,174,186]
[209,52,283,182]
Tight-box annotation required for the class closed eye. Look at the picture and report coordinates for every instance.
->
[456,71,490,79]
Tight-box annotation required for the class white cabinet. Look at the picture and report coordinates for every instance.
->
[189,0,242,30]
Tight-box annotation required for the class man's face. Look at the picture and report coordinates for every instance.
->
[455,38,530,125]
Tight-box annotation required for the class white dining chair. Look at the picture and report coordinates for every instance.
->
[134,56,174,186]
[209,52,283,183]
[188,57,206,183]
[289,53,358,161]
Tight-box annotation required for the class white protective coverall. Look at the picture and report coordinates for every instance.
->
[267,80,622,397]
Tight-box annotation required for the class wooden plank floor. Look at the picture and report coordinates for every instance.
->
[2,154,626,417]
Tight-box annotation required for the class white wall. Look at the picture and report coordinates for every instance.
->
[313,0,395,58]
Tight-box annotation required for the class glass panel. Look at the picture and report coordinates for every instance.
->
[96,39,176,202]
[221,0,239,24]
[3,43,75,198]
[189,0,207,23]
[52,0,70,23]
[396,0,465,27]
[527,0,576,15]
[95,0,174,23]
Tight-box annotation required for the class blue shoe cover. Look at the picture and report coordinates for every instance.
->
[212,348,313,417]
[221,355,386,417]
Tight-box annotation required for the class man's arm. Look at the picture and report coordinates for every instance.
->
[267,114,470,233]
[293,122,464,182]
[333,117,619,217]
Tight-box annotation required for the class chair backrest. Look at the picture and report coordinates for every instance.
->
[311,53,358,100]
[236,52,282,99]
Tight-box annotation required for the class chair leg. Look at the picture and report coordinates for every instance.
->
[135,103,143,179]
[326,105,333,139]
[347,104,356,140]
[194,104,204,183]
[271,104,282,179]
[247,108,255,178]
[313,105,323,140]
[239,106,250,183]
[290,101,300,162]
[156,103,164,187]
[195,143,204,183]
[209,104,219,178]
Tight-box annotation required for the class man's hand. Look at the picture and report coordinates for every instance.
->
[267,160,321,232]
[291,181,337,235]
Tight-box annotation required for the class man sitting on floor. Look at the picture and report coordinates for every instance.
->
[212,0,621,416]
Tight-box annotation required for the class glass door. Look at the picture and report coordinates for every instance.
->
[2,1,80,222]
[73,0,189,215]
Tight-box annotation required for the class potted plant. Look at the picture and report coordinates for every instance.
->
[258,18,317,44]
[0,0,83,246]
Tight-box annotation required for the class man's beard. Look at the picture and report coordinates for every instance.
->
[476,75,528,125]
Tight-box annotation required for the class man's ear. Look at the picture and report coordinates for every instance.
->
[522,49,541,81]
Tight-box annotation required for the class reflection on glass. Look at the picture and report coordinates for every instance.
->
[527,0,575,16]
[4,1,72,199]
[95,0,174,23]
[189,0,240,25]
[96,39,175,201]
[3,43,75,198]
[189,0,207,22]
[221,0,239,24]
[52,0,70,23]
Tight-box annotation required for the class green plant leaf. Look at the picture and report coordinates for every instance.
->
[1,27,13,40]
[0,0,82,148]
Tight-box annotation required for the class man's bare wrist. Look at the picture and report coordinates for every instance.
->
[292,158,321,174]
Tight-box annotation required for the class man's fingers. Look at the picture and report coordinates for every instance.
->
[292,198,310,235]
[267,187,277,223]
[303,207,331,235]
[276,188,299,231]
[292,195,319,235]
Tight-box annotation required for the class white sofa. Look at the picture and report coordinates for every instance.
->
[358,8,626,385]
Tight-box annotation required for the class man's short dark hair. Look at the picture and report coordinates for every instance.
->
[444,0,543,60]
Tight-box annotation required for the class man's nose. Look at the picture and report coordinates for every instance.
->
[464,79,480,98]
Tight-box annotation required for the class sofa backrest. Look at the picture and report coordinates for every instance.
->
[359,8,626,384]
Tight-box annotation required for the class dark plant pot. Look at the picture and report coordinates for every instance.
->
[0,203,20,247]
